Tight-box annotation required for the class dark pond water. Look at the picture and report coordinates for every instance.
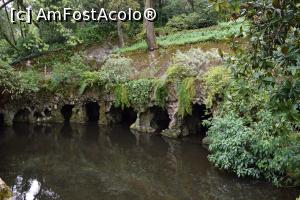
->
[0,123,299,200]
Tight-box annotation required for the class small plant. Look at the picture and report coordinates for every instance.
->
[178,77,196,117]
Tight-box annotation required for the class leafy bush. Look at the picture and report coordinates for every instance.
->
[202,66,231,109]
[0,60,42,96]
[172,48,222,76]
[100,55,136,84]
[207,111,300,186]
[0,60,21,95]
[79,71,106,95]
[178,77,196,117]
[50,54,90,90]
[75,24,113,43]
[16,33,49,58]
[166,65,197,81]
[125,79,153,108]
[166,12,217,31]
[19,70,42,93]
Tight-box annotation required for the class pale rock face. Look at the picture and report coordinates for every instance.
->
[0,178,12,200]
[25,179,41,200]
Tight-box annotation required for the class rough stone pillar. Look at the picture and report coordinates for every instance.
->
[3,110,14,127]
[50,105,64,123]
[70,105,86,123]
[0,178,12,200]
[99,101,108,125]
[161,102,188,138]
[27,108,35,124]
[130,109,156,133]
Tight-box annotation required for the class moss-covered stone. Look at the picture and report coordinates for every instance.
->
[130,110,156,133]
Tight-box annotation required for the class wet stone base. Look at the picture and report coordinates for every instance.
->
[0,100,208,138]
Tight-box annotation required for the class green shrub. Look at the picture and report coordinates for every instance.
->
[100,55,136,84]
[166,65,197,81]
[172,48,222,76]
[0,60,21,95]
[19,70,42,93]
[202,66,231,108]
[50,54,90,90]
[178,77,196,117]
[79,71,106,95]
[16,33,49,58]
[166,12,217,31]
[125,79,153,108]
[207,111,300,186]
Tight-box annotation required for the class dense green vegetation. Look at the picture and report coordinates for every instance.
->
[117,20,248,53]
[204,0,300,186]
[0,0,299,190]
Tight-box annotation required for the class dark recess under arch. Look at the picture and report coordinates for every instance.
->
[85,102,100,122]
[61,105,75,122]
[150,106,170,132]
[183,104,209,136]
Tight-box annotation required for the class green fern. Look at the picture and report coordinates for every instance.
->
[154,79,168,108]
[178,77,196,117]
[114,84,129,109]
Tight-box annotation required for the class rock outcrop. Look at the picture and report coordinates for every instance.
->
[0,178,12,200]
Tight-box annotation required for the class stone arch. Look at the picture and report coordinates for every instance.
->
[182,103,208,136]
[13,108,32,123]
[150,106,171,132]
[61,105,75,122]
[85,102,100,122]
[107,106,137,126]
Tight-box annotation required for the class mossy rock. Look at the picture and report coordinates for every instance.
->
[161,129,181,138]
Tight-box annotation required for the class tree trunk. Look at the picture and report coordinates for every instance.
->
[117,19,125,47]
[2,0,16,44]
[187,0,195,12]
[144,0,158,51]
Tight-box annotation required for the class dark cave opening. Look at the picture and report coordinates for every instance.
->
[109,106,137,126]
[183,104,209,136]
[44,108,51,117]
[61,105,75,122]
[85,102,100,122]
[0,113,4,126]
[150,106,171,132]
[34,111,43,119]
[13,109,31,123]
[120,107,137,125]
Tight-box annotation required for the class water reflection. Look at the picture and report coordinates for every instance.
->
[0,123,299,200]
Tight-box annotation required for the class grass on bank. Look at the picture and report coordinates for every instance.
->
[116,20,248,54]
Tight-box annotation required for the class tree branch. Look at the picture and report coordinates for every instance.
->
[0,0,14,10]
